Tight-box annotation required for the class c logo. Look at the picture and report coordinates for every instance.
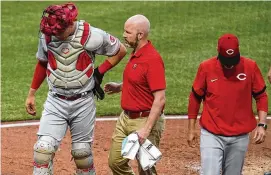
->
[236,73,246,80]
[226,49,234,55]
[132,64,137,69]
[61,48,69,54]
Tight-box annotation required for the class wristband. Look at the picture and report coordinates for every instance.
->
[98,59,113,74]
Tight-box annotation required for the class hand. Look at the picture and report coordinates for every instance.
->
[253,126,266,144]
[136,127,151,145]
[268,68,271,84]
[25,95,36,116]
[104,82,122,95]
[187,129,197,148]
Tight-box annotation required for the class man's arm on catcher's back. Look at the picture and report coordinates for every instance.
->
[25,60,47,116]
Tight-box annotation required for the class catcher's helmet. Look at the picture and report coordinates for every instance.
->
[40,2,78,36]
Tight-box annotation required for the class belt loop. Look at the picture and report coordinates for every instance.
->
[51,91,57,97]
[139,112,142,117]
[81,92,86,97]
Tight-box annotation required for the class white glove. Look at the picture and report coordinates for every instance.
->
[121,133,140,160]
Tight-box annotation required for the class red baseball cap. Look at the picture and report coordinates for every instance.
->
[217,34,239,57]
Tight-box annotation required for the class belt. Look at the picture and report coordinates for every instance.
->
[55,91,92,101]
[124,110,150,119]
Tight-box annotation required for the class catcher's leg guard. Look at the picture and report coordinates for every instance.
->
[33,136,59,175]
[71,142,95,175]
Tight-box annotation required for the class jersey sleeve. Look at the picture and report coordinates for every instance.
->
[85,27,121,57]
[36,34,48,62]
[146,56,166,92]
[188,91,202,119]
[252,62,268,112]
[252,63,266,96]
[188,63,206,119]
[192,63,206,98]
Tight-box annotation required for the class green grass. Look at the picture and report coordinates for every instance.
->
[2,1,271,121]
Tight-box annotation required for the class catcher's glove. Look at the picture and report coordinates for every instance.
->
[93,68,105,100]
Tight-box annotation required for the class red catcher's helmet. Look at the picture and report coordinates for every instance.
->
[40,2,78,36]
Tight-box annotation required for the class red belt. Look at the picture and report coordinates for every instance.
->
[124,110,150,119]
[55,91,92,101]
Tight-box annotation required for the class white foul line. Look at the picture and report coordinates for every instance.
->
[1,116,270,128]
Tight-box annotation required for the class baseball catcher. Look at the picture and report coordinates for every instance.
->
[25,2,126,175]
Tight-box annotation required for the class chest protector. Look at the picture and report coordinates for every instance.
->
[45,21,94,89]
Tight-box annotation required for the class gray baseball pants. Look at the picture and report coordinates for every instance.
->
[37,91,96,143]
[200,128,249,175]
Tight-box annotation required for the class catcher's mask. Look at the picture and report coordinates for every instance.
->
[40,2,78,36]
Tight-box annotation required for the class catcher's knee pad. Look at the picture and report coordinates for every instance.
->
[33,136,59,175]
[71,142,95,174]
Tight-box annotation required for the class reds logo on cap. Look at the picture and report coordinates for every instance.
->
[226,49,234,55]
[217,34,240,58]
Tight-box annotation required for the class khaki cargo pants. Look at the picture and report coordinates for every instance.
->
[108,111,165,175]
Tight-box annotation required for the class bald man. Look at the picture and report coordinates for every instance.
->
[104,14,166,175]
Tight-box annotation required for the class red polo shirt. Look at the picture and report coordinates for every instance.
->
[121,41,166,111]
[188,56,268,136]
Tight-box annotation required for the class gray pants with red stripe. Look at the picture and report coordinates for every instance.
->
[200,128,249,175]
[38,91,96,142]
[34,91,96,175]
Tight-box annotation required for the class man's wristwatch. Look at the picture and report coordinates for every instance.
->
[258,123,268,130]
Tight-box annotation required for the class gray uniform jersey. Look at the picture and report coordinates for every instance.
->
[36,21,120,96]
[33,21,122,175]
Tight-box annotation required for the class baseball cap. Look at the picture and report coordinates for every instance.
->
[217,34,239,58]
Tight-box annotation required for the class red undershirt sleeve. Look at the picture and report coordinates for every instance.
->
[31,60,47,90]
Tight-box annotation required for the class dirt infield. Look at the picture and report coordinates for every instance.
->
[2,119,271,175]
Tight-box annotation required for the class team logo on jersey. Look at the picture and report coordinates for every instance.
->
[210,78,218,82]
[236,73,246,80]
[133,64,137,69]
[61,48,70,54]
[226,49,234,55]
[109,35,117,45]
